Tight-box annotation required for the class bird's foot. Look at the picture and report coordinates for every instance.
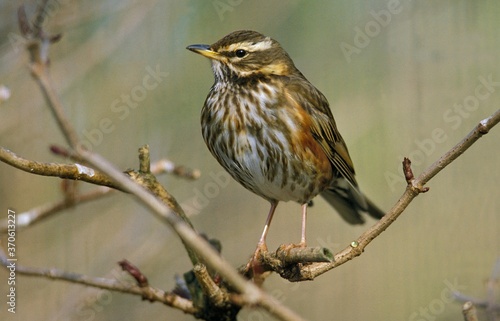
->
[243,242,271,285]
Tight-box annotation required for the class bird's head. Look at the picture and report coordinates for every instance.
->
[187,30,297,82]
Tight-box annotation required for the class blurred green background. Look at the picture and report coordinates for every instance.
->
[0,1,499,320]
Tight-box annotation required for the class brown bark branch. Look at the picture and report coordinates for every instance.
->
[0,154,196,233]
[0,248,197,314]
[193,264,228,308]
[76,147,307,321]
[150,159,201,180]
[18,2,77,147]
[257,109,500,282]
[417,109,500,187]
[50,144,201,180]
[0,186,112,233]
[0,146,120,190]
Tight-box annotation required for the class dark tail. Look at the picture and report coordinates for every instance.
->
[320,186,384,225]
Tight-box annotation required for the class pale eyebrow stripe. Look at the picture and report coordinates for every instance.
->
[225,38,273,52]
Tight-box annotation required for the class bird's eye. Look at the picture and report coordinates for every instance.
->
[235,49,247,58]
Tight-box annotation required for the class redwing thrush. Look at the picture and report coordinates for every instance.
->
[187,30,384,257]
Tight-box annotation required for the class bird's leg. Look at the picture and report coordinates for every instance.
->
[299,202,307,246]
[245,202,278,280]
[255,201,278,256]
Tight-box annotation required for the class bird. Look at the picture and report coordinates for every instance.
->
[187,30,384,264]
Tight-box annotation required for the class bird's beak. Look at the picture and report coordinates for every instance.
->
[186,44,221,60]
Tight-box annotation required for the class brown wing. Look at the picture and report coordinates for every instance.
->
[284,76,378,223]
[285,77,358,186]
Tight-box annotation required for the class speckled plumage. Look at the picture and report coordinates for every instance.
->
[187,30,384,247]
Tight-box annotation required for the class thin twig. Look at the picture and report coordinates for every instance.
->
[193,264,228,307]
[51,144,201,180]
[462,301,479,321]
[29,62,80,147]
[0,146,121,190]
[0,186,112,233]
[18,3,75,146]
[416,110,500,187]
[265,109,500,281]
[76,147,308,321]
[0,248,197,314]
[151,159,201,180]
[453,257,500,317]
[0,152,199,233]
[485,258,500,319]
[127,145,200,266]
[32,0,50,37]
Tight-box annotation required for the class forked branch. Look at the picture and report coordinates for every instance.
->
[257,109,500,281]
